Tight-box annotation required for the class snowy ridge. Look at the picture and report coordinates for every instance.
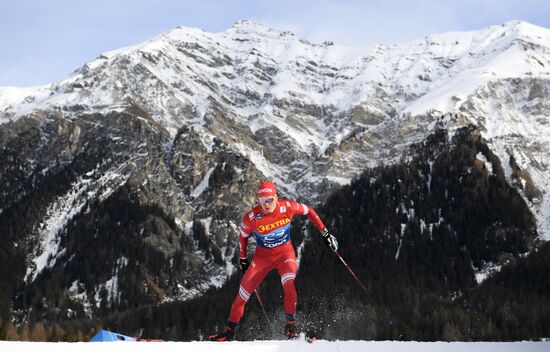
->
[3,21,548,133]
[402,21,550,116]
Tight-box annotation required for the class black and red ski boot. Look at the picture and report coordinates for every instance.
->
[283,314,300,339]
[208,321,238,342]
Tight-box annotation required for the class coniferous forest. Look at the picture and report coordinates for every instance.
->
[1,125,548,341]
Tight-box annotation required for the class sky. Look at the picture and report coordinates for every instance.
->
[1,0,550,87]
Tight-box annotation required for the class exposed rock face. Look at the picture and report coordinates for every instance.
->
[0,20,549,321]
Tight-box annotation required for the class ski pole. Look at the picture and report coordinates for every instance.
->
[331,248,369,295]
[254,288,270,322]
[327,247,381,326]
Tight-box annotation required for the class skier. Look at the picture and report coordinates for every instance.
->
[208,181,338,341]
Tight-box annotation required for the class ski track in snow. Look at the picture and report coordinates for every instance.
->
[0,340,548,352]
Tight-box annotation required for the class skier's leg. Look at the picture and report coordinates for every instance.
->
[276,255,298,316]
[210,254,276,340]
[276,252,299,338]
[229,256,270,323]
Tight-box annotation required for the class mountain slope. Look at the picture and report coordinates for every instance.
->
[0,20,549,329]
[94,126,544,342]
[1,20,549,209]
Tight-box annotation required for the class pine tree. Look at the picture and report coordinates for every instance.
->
[30,322,47,341]
[48,324,63,342]
[63,325,77,342]
[0,319,6,340]
[5,321,19,341]
[19,323,30,341]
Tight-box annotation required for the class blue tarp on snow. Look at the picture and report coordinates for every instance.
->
[90,329,134,342]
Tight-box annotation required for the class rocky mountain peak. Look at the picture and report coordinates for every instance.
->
[230,19,281,33]
[1,21,549,209]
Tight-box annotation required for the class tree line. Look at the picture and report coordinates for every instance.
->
[1,125,548,341]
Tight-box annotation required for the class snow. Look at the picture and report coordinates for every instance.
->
[26,176,93,282]
[474,262,503,284]
[475,152,493,175]
[395,224,406,260]
[25,164,132,283]
[325,175,351,186]
[191,165,217,198]
[0,340,548,352]
[537,195,550,241]
[67,280,93,317]
[2,20,549,136]
[233,142,273,178]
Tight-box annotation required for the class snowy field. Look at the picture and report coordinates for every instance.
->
[1,340,549,352]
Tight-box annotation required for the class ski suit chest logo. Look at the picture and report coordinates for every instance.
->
[256,217,291,234]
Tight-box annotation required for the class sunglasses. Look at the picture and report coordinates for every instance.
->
[259,197,276,205]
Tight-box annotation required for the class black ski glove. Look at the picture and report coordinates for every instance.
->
[238,258,250,274]
[321,228,338,251]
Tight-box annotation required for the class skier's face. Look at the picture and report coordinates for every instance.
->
[259,195,278,213]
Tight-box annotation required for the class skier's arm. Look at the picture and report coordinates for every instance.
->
[239,212,254,259]
[290,200,338,251]
[305,206,326,231]
[289,201,325,231]
[239,233,249,259]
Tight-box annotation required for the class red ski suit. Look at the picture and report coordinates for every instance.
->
[229,199,325,323]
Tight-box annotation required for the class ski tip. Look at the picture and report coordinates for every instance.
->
[305,335,317,343]
[305,329,318,343]
[300,332,317,343]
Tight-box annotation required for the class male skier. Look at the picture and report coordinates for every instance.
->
[208,181,338,341]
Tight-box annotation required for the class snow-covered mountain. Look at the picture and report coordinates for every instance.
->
[2,20,549,233]
[1,20,549,321]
